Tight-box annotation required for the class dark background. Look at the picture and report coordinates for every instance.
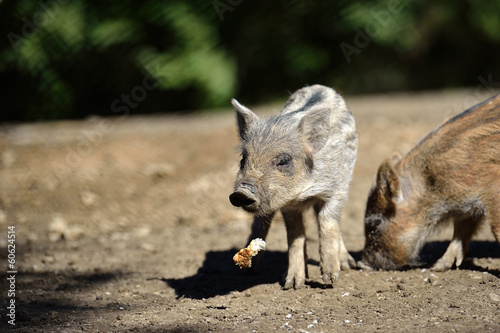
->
[1,0,500,122]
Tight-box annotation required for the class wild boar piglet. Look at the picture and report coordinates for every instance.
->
[361,94,500,271]
[229,85,358,289]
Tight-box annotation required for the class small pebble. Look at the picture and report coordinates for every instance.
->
[489,293,500,302]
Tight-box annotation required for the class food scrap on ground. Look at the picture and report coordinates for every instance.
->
[233,238,266,268]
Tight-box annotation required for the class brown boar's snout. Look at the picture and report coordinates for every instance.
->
[361,248,400,271]
[229,183,258,209]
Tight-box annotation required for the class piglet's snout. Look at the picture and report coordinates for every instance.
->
[229,183,257,208]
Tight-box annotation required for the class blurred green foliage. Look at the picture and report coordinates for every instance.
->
[1,0,499,121]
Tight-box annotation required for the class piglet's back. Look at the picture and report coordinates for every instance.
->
[280,85,357,151]
[402,94,500,194]
[281,85,348,116]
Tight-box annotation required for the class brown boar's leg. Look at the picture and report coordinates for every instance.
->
[282,210,307,290]
[431,216,482,271]
[489,197,500,246]
[491,220,500,246]
[247,212,275,271]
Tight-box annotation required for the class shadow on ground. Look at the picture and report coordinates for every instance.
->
[6,269,133,331]
[164,249,366,299]
[164,241,500,300]
[164,249,287,299]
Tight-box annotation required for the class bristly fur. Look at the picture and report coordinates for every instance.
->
[362,94,500,271]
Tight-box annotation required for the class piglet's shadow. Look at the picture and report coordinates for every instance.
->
[162,250,287,299]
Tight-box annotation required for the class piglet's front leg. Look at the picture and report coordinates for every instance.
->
[246,213,274,272]
[282,211,307,290]
[431,217,481,271]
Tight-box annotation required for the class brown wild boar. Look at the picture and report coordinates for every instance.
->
[361,94,500,271]
[229,85,357,289]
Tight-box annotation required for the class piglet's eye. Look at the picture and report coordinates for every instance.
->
[274,153,294,174]
[277,157,290,166]
[275,154,291,167]
[372,219,382,227]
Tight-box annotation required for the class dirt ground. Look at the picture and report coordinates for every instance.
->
[1,89,499,332]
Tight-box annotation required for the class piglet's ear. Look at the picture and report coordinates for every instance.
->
[389,152,402,166]
[376,158,400,204]
[298,108,331,152]
[232,99,258,141]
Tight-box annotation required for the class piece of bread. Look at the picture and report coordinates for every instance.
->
[233,238,266,268]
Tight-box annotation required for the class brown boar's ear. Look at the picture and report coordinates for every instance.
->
[232,99,259,141]
[376,158,400,204]
[298,108,330,152]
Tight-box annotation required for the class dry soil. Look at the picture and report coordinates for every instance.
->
[1,90,499,332]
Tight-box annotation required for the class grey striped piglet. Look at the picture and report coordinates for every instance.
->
[229,85,358,289]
